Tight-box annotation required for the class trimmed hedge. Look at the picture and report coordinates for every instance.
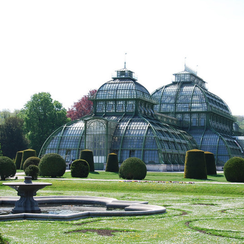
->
[25,165,39,180]
[204,151,217,175]
[0,156,16,180]
[105,153,119,172]
[224,157,244,182]
[39,153,66,177]
[23,156,40,171]
[14,151,23,170]
[20,149,36,170]
[184,149,207,179]
[80,150,94,172]
[71,159,90,178]
[119,157,147,180]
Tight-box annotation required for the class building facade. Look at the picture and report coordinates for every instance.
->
[39,65,244,170]
[151,66,244,166]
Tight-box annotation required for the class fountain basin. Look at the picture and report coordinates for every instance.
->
[0,196,166,221]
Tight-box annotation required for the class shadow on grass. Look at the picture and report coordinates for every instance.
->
[209,174,224,178]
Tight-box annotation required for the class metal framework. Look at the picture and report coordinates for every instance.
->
[39,67,197,169]
[151,69,244,165]
[39,65,244,169]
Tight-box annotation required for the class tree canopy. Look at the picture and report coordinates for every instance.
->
[0,116,28,158]
[20,92,69,154]
[0,110,20,125]
[67,89,96,121]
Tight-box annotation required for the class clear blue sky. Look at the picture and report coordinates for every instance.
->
[0,0,243,115]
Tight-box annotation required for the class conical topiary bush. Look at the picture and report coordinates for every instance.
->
[80,149,94,172]
[204,151,217,175]
[105,153,119,172]
[184,149,207,179]
[14,151,23,170]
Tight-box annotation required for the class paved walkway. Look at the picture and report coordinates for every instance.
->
[11,171,244,185]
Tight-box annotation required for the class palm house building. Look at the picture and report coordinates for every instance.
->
[151,66,244,166]
[39,64,244,171]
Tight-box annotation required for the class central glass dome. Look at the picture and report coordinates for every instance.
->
[39,66,197,171]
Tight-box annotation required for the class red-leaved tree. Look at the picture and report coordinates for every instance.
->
[67,89,97,121]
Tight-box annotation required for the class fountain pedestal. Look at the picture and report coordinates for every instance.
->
[3,176,52,213]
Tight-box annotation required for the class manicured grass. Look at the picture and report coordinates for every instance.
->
[63,170,229,182]
[0,171,244,243]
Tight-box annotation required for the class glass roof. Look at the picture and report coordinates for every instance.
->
[152,81,231,116]
[93,67,155,104]
[95,79,152,101]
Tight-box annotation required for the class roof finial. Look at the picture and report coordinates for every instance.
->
[184,57,187,70]
[124,53,127,69]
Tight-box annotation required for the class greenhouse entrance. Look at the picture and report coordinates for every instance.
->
[86,120,107,169]
[85,118,117,169]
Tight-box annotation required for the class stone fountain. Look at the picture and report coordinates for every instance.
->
[2,176,52,213]
[1,177,166,221]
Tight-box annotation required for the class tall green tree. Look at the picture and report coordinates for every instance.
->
[20,92,69,154]
[0,117,28,158]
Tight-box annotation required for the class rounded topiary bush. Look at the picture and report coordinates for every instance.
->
[80,150,94,172]
[184,149,207,179]
[105,153,119,172]
[0,156,16,180]
[23,156,40,171]
[14,151,23,170]
[39,153,66,177]
[224,157,244,182]
[25,165,39,180]
[119,157,147,180]
[204,151,217,175]
[71,159,90,178]
[20,149,36,170]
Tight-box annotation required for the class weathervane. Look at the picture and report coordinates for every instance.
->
[124,53,127,69]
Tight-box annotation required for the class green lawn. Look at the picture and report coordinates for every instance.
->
[1,171,244,243]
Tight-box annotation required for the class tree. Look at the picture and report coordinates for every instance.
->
[20,92,69,154]
[0,117,28,158]
[0,109,20,125]
[67,89,96,121]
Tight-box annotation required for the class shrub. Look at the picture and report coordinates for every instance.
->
[23,156,40,171]
[184,149,207,179]
[14,151,23,170]
[80,150,94,172]
[0,156,16,180]
[224,157,244,182]
[204,151,217,175]
[39,153,66,177]
[20,149,36,170]
[25,165,39,180]
[71,159,90,178]
[0,233,7,244]
[105,153,119,172]
[119,157,147,180]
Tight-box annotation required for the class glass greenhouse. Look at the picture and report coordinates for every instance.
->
[151,66,244,166]
[39,65,244,170]
[39,66,198,171]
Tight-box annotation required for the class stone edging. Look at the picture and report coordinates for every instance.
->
[0,196,166,221]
